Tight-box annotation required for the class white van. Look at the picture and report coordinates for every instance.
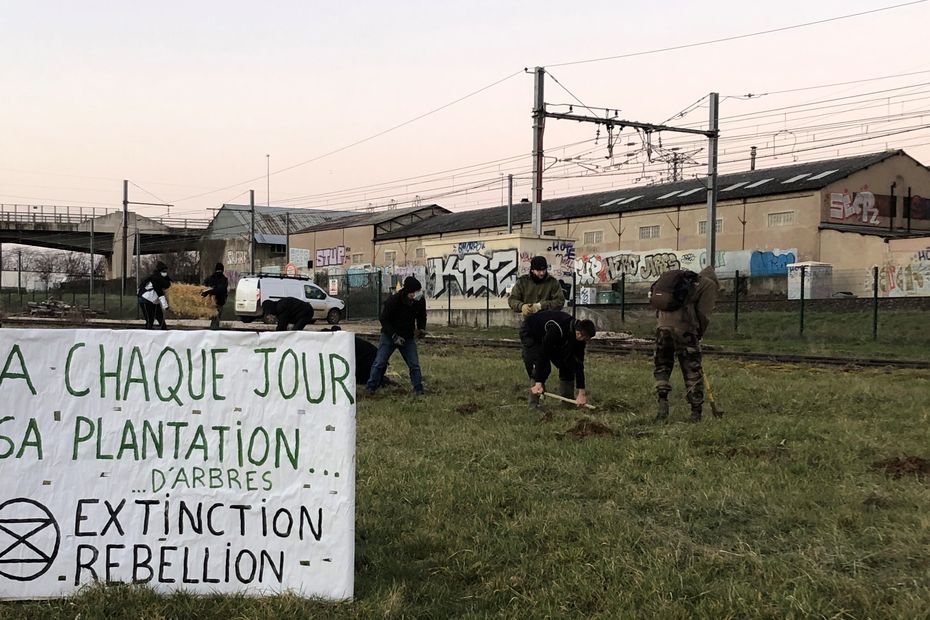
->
[234,274,345,324]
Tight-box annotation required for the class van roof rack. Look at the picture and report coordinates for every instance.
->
[243,272,313,281]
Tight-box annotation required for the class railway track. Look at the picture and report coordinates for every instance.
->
[3,316,929,370]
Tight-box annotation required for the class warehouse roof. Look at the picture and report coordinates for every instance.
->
[293,204,450,235]
[203,204,357,241]
[377,150,907,241]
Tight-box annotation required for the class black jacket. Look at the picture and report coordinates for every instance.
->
[269,297,313,323]
[203,272,229,305]
[380,290,426,340]
[138,270,171,301]
[522,310,588,388]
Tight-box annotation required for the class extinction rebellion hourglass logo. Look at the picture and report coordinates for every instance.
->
[0,498,60,581]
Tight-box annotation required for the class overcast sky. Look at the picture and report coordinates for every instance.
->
[1,0,928,221]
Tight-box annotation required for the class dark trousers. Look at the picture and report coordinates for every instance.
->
[654,328,703,406]
[519,323,541,381]
[210,302,224,329]
[140,300,167,330]
[276,309,313,331]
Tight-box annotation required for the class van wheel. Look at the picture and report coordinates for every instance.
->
[240,316,255,323]
[327,309,342,324]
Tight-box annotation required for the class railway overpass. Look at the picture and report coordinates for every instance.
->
[0,204,210,278]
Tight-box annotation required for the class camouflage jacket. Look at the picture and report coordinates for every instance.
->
[507,274,565,313]
[656,266,719,338]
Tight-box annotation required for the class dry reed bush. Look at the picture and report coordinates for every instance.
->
[165,283,217,319]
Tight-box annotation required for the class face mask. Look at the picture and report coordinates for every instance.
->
[160,271,168,277]
[412,290,424,301]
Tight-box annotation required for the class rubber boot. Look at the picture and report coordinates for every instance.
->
[689,404,703,423]
[654,397,669,423]
[559,380,575,409]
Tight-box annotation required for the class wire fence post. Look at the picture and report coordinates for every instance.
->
[571,270,577,320]
[377,270,383,319]
[485,285,490,329]
[799,265,806,337]
[620,273,626,323]
[734,270,740,333]
[872,265,879,341]
[345,275,351,321]
[446,276,452,327]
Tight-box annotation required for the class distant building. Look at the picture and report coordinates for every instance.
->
[200,204,357,284]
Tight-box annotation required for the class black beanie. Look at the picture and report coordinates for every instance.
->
[215,263,224,272]
[155,261,168,272]
[402,276,422,293]
[530,256,548,271]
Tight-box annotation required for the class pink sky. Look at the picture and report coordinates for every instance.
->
[1,0,928,221]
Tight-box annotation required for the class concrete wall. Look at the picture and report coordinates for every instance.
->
[289,225,374,271]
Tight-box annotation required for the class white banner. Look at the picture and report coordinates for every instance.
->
[0,329,356,600]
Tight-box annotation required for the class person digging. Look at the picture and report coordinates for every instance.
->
[520,309,596,409]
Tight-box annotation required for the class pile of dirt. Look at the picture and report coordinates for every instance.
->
[455,402,479,415]
[564,418,614,438]
[873,456,930,479]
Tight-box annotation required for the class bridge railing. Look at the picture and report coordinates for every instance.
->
[0,204,211,230]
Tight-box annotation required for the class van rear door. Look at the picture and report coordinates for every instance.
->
[235,278,261,315]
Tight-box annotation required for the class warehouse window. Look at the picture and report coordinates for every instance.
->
[384,250,397,264]
[639,225,660,240]
[698,219,723,235]
[415,247,426,259]
[543,230,556,236]
[351,253,364,265]
[767,211,795,227]
[583,230,603,245]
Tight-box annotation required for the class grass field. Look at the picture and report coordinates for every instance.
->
[3,344,929,618]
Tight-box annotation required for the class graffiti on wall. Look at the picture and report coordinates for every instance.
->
[225,250,248,267]
[573,248,797,285]
[426,249,519,298]
[316,246,346,267]
[547,240,576,276]
[830,190,879,224]
[453,240,485,254]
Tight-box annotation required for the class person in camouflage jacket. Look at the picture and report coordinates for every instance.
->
[654,265,719,423]
[508,255,566,407]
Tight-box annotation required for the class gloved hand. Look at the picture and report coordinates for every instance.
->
[415,329,426,339]
[200,290,210,297]
[521,303,533,317]
[532,302,542,312]
[392,334,406,347]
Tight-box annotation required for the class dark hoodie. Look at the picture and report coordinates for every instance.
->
[138,261,172,300]
[380,277,427,340]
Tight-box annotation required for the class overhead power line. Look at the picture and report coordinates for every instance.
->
[545,1,927,68]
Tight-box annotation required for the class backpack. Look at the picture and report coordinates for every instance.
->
[650,270,698,312]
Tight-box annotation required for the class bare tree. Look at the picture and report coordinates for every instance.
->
[60,251,90,280]
[141,251,200,283]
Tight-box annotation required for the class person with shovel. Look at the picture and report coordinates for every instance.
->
[365,276,427,397]
[521,310,596,409]
[651,266,719,423]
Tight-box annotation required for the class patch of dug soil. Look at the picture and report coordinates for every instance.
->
[873,456,930,479]
[564,418,615,438]
[455,402,480,415]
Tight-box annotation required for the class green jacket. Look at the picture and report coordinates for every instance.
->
[508,274,565,313]
[656,266,719,338]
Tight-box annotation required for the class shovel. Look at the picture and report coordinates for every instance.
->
[703,373,724,418]
[542,391,597,410]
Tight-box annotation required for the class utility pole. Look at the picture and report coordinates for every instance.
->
[266,154,270,207]
[531,66,545,236]
[121,179,173,296]
[706,92,719,268]
[285,212,290,263]
[122,180,128,298]
[750,145,758,171]
[89,218,94,300]
[534,82,719,264]
[507,174,514,234]
[250,189,256,274]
